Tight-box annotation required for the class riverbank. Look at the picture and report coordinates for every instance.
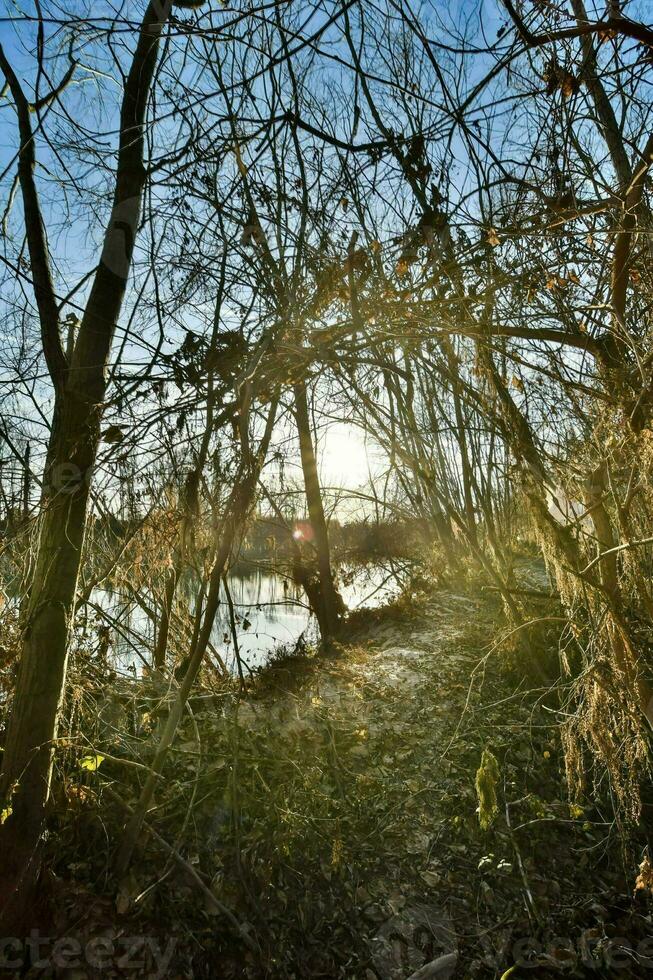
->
[37,585,652,978]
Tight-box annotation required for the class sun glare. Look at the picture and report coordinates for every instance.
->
[319,423,378,489]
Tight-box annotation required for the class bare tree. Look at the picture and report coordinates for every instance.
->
[0,0,190,926]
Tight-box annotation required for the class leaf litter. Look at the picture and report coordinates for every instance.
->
[41,588,653,978]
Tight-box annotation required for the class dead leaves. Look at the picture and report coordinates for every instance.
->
[546,272,579,291]
[486,227,501,247]
[635,854,653,897]
[396,257,410,277]
[101,424,124,444]
[543,61,579,98]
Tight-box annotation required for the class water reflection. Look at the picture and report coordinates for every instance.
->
[98,563,404,676]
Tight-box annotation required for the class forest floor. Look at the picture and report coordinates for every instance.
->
[38,576,653,979]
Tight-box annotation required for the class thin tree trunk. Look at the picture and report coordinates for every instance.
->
[22,442,30,520]
[154,565,179,670]
[293,381,342,641]
[114,399,278,875]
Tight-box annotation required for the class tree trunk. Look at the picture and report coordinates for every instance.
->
[0,0,173,930]
[293,382,343,641]
[154,565,179,670]
[0,390,100,926]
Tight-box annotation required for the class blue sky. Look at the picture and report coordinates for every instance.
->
[1,0,648,500]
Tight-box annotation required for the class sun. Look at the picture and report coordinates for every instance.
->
[318,422,380,490]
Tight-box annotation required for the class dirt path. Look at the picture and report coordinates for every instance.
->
[54,587,648,979]
[209,587,644,979]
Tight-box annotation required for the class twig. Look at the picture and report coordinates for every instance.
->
[102,783,260,954]
[504,795,540,926]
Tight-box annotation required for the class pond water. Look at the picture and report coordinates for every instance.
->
[95,562,406,676]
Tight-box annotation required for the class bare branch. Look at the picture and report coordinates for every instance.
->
[0,44,67,387]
